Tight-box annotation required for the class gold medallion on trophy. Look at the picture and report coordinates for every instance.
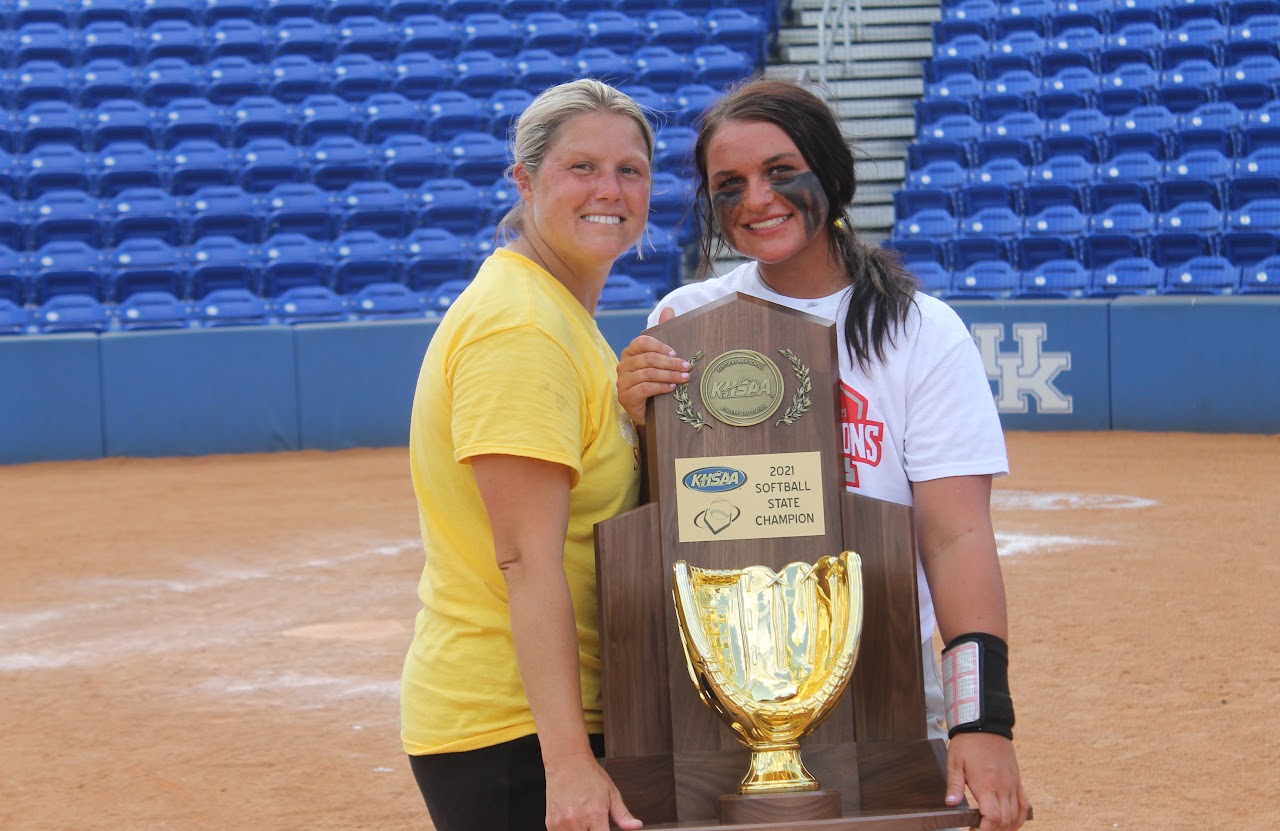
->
[699,349,786,427]
[672,552,864,794]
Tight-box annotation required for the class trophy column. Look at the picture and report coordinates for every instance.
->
[595,293,980,829]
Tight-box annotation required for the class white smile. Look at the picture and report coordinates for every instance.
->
[748,216,789,230]
[583,215,622,224]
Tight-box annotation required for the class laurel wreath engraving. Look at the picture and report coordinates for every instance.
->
[775,349,812,427]
[674,350,711,431]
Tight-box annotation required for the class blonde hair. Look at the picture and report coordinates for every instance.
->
[497,79,655,240]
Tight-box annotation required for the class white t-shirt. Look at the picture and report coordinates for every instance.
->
[648,262,1008,642]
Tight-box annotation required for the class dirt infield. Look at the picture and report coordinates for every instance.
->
[1,432,1277,831]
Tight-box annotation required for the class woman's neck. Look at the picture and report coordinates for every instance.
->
[755,238,849,300]
[507,236,605,314]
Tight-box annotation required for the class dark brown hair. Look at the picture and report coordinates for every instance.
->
[693,79,918,368]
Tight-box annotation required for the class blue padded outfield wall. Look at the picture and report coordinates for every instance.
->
[2,296,1278,464]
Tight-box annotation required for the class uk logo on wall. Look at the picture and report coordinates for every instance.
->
[970,323,1073,415]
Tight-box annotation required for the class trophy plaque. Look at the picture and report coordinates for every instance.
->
[594,293,981,829]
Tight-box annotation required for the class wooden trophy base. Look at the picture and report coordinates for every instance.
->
[645,806,982,830]
[720,789,842,824]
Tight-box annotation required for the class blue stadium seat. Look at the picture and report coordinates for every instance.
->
[447,130,509,185]
[238,137,307,191]
[76,20,141,64]
[1238,253,1280,292]
[1030,154,1095,187]
[695,44,752,88]
[918,96,973,127]
[487,88,534,138]
[459,13,522,56]
[654,125,696,178]
[1226,198,1280,232]
[204,0,270,24]
[1225,15,1280,64]
[949,235,1010,270]
[1241,102,1280,153]
[359,93,425,145]
[1089,255,1162,296]
[0,297,28,333]
[1157,59,1220,113]
[574,47,634,85]
[1097,64,1160,116]
[262,232,332,294]
[402,227,469,289]
[349,281,427,319]
[337,15,398,59]
[1082,232,1146,268]
[629,45,690,92]
[307,135,378,190]
[25,144,91,197]
[29,241,107,302]
[1045,26,1103,75]
[230,95,296,146]
[444,0,502,19]
[142,20,205,63]
[483,177,514,224]
[158,96,228,147]
[29,189,104,247]
[109,238,185,301]
[0,148,19,197]
[1161,255,1239,294]
[1157,199,1223,233]
[297,93,359,143]
[900,188,954,220]
[140,57,203,105]
[1161,18,1227,69]
[618,83,668,124]
[88,100,154,150]
[927,72,983,110]
[1100,23,1163,74]
[96,141,163,197]
[114,290,191,329]
[424,90,489,140]
[1219,56,1280,110]
[512,48,573,91]
[1042,108,1108,161]
[951,259,1019,299]
[379,134,448,188]
[907,260,951,297]
[262,182,335,239]
[205,56,268,103]
[1025,204,1088,237]
[649,170,692,241]
[188,234,261,295]
[668,83,719,127]
[331,230,399,293]
[193,287,271,326]
[1013,229,1076,268]
[399,14,460,53]
[705,8,766,64]
[109,187,182,244]
[581,10,643,52]
[267,54,330,102]
[983,113,1045,157]
[922,113,984,146]
[189,184,263,241]
[986,31,1044,77]
[1150,230,1214,267]
[643,9,704,51]
[141,0,203,26]
[1038,66,1100,119]
[559,0,613,16]
[1157,174,1222,211]
[1229,2,1280,25]
[271,17,336,60]
[957,182,1014,216]
[268,0,326,23]
[338,180,411,237]
[1089,202,1156,235]
[450,49,513,97]
[330,52,392,99]
[616,224,680,292]
[968,157,1029,187]
[32,292,110,333]
[500,0,556,16]
[959,206,1022,238]
[1176,102,1244,156]
[426,277,472,310]
[74,0,135,26]
[1109,0,1164,30]
[209,19,269,61]
[521,11,582,54]
[75,58,138,108]
[416,177,485,233]
[1018,258,1089,298]
[391,51,452,98]
[908,160,970,190]
[326,0,386,20]
[0,243,26,304]
[894,209,957,240]
[0,194,22,249]
[387,0,446,20]
[273,284,348,322]
[1098,151,1163,190]
[16,22,76,66]
[596,273,655,310]
[13,0,77,27]
[1221,229,1280,269]
[15,60,74,109]
[19,101,83,152]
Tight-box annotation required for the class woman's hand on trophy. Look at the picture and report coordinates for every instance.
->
[544,751,643,831]
[617,307,688,427]
[945,732,1028,831]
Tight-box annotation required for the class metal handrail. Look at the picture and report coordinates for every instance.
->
[816,0,865,85]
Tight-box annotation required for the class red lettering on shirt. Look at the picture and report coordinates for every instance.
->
[840,382,884,489]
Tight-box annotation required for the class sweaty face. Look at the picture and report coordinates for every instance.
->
[517,110,651,276]
[705,120,831,266]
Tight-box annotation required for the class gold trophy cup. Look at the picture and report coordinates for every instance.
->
[672,551,864,796]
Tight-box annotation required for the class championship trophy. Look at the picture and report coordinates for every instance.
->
[594,294,980,828]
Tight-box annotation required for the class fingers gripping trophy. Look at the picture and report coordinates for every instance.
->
[593,294,983,829]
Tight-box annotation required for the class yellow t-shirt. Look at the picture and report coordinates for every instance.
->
[401,248,641,756]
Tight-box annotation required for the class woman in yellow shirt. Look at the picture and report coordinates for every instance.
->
[401,79,654,831]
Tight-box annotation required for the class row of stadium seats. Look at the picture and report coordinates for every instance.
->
[0,85,725,152]
[0,9,769,67]
[0,273,660,335]
[0,0,781,28]
[936,0,1277,31]
[0,45,754,108]
[905,254,1279,299]
[0,224,685,304]
[926,16,1280,81]
[0,124,701,197]
[0,176,692,249]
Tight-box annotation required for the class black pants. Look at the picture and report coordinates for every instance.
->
[409,733,606,831]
